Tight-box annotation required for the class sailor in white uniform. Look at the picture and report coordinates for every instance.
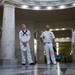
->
[40,25,56,65]
[19,24,34,65]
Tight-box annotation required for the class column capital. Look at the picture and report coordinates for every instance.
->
[3,3,15,8]
[1,0,20,8]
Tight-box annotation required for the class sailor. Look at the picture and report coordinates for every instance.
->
[19,24,35,65]
[40,25,56,65]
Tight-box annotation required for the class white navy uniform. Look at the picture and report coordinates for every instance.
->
[40,30,56,64]
[19,29,33,64]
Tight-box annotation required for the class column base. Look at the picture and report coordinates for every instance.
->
[0,59,17,67]
[37,60,45,64]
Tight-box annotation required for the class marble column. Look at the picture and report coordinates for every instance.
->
[37,30,45,64]
[0,4,17,66]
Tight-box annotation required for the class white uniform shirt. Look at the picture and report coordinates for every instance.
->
[19,29,31,51]
[40,30,55,43]
[72,31,75,44]
[19,29,31,43]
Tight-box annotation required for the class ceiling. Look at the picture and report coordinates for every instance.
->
[0,6,75,22]
[53,29,72,38]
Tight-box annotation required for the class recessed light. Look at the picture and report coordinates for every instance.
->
[55,29,59,31]
[66,37,69,39]
[61,28,66,30]
[72,3,75,6]
[46,6,53,10]
[59,5,66,9]
[33,6,40,10]
[21,5,28,9]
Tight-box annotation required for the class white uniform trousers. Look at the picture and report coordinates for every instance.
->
[44,43,56,64]
[21,44,33,64]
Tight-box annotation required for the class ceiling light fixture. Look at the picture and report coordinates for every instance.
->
[66,37,69,39]
[55,29,60,31]
[61,28,66,30]
[33,6,40,10]
[46,6,53,10]
[72,3,75,6]
[59,5,66,9]
[21,5,28,9]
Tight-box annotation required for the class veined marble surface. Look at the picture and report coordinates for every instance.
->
[0,63,75,75]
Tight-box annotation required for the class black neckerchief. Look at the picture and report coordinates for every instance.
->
[22,30,28,36]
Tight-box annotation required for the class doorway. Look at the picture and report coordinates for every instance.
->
[51,28,72,62]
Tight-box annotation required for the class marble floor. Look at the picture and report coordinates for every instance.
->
[0,63,75,75]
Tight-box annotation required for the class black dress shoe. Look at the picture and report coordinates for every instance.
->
[22,63,26,65]
[29,63,35,65]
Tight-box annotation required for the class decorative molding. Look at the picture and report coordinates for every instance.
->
[0,0,21,6]
[0,0,75,10]
[0,0,5,6]
[21,0,75,6]
[1,0,75,6]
